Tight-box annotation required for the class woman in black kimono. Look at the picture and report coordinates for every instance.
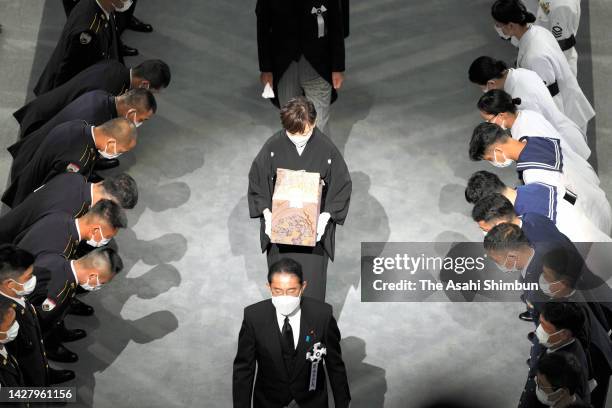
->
[248,97,352,301]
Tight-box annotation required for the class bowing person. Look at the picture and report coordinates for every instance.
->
[9,88,155,173]
[232,258,350,408]
[469,122,612,234]
[0,245,74,386]
[478,89,590,161]
[14,59,170,138]
[0,172,137,244]
[248,97,352,301]
[0,301,27,396]
[491,0,594,133]
[468,57,587,154]
[2,118,137,208]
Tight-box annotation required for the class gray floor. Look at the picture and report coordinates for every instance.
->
[0,0,611,407]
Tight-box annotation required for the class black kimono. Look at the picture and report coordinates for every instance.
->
[0,173,91,244]
[14,60,129,138]
[2,120,97,208]
[9,90,117,179]
[256,0,346,107]
[1,294,50,387]
[248,128,351,300]
[33,0,122,96]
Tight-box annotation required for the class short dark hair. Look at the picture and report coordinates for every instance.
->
[465,171,506,204]
[0,299,13,326]
[541,302,585,337]
[478,89,521,116]
[0,244,34,283]
[87,199,128,229]
[122,88,157,114]
[491,0,536,25]
[280,97,317,134]
[537,352,582,396]
[542,248,583,288]
[469,122,510,161]
[133,59,171,89]
[484,222,529,252]
[102,173,139,209]
[468,56,508,85]
[268,258,304,284]
[472,193,515,223]
[82,247,124,276]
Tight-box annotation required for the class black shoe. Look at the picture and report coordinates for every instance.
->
[94,158,120,171]
[128,16,153,33]
[49,368,76,385]
[59,327,87,343]
[519,311,534,322]
[69,298,95,317]
[47,344,78,363]
[121,43,139,57]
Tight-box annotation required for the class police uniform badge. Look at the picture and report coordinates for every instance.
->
[80,32,92,45]
[66,162,81,173]
[42,298,56,312]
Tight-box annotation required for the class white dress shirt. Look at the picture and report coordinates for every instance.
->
[276,308,301,349]
[0,290,25,309]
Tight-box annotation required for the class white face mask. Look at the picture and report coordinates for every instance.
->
[10,275,37,297]
[539,274,562,297]
[0,321,19,344]
[489,149,514,168]
[114,0,133,12]
[98,142,121,160]
[496,253,519,274]
[286,129,314,148]
[81,275,102,292]
[86,228,111,248]
[127,110,143,128]
[535,383,564,406]
[494,25,511,40]
[535,324,563,348]
[271,293,301,316]
[488,115,507,130]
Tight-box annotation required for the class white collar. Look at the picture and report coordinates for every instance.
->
[90,183,95,206]
[548,338,576,353]
[91,126,97,144]
[70,261,80,285]
[0,346,6,359]
[95,0,111,20]
[0,290,25,309]
[75,219,82,241]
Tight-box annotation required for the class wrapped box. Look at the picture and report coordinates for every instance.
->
[271,168,323,247]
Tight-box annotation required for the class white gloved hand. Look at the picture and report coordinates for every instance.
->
[316,212,331,242]
[263,208,272,238]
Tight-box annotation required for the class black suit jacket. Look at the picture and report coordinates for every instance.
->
[33,0,122,96]
[2,120,97,208]
[256,0,345,106]
[14,60,129,138]
[233,297,350,408]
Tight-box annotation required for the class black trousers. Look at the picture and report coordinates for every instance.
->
[62,0,138,34]
[267,243,329,301]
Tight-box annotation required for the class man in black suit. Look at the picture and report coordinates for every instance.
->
[0,245,74,385]
[256,0,346,133]
[0,301,27,397]
[15,59,170,138]
[2,118,137,208]
[233,258,350,408]
[9,88,155,173]
[34,0,124,96]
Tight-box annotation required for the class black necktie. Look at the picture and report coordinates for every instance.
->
[282,316,295,353]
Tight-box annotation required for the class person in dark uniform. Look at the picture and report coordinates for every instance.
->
[233,258,351,408]
[248,97,351,301]
[14,59,170,138]
[0,302,27,398]
[28,248,123,364]
[2,118,137,208]
[34,0,124,96]
[534,352,589,407]
[0,172,137,244]
[0,245,74,385]
[256,0,347,133]
[8,88,155,174]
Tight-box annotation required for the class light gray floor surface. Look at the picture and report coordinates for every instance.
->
[0,0,611,407]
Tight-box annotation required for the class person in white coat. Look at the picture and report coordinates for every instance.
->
[468,56,588,156]
[491,0,594,133]
[477,89,590,160]
[465,170,611,242]
[469,122,612,234]
[535,0,581,76]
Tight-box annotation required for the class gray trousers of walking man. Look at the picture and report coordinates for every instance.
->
[278,56,332,135]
